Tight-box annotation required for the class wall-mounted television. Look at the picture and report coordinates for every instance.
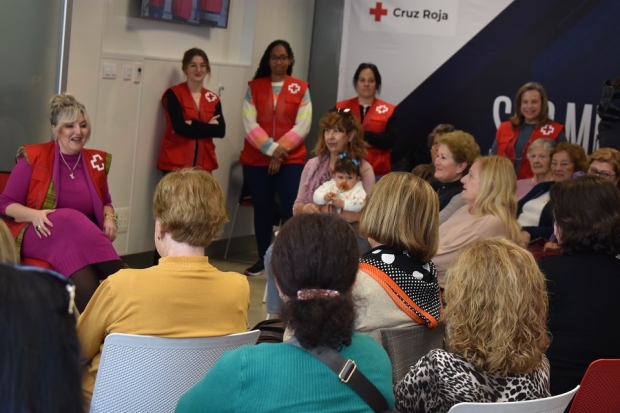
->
[141,0,230,28]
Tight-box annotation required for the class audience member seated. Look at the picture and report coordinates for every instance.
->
[354,172,441,333]
[265,109,375,316]
[492,81,566,179]
[0,263,83,413]
[516,138,555,199]
[412,123,455,183]
[77,169,250,407]
[538,176,620,396]
[431,131,480,224]
[518,142,588,247]
[176,214,395,412]
[0,220,17,264]
[0,93,123,311]
[394,238,551,413]
[433,156,520,288]
[586,147,620,187]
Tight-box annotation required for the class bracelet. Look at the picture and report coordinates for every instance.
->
[104,213,117,222]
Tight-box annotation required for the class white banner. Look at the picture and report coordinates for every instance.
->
[339,0,513,105]
[360,0,458,36]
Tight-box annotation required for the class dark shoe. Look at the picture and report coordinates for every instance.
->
[244,259,264,276]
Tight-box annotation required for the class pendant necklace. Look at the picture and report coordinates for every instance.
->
[59,151,82,179]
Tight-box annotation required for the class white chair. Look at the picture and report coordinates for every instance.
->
[447,385,580,413]
[89,330,260,413]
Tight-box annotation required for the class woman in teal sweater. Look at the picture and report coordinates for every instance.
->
[176,214,395,412]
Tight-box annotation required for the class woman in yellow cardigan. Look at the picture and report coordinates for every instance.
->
[77,169,250,407]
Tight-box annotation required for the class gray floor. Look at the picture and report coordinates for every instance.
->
[209,252,268,329]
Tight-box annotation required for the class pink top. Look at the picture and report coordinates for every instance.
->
[516,179,536,200]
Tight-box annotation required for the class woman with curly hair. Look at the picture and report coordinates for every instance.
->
[433,156,521,287]
[264,109,374,315]
[177,214,395,412]
[539,176,620,395]
[586,147,620,187]
[240,39,312,276]
[395,238,551,413]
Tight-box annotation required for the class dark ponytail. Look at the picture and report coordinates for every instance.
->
[272,214,359,350]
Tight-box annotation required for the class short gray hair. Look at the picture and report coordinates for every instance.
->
[527,138,556,153]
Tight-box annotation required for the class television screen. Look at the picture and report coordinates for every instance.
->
[141,0,230,28]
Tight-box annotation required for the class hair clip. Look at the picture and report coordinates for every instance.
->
[297,289,340,300]
[339,152,347,159]
[351,158,359,166]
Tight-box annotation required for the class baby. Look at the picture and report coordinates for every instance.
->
[313,155,367,213]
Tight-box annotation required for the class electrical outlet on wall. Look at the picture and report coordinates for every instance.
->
[133,62,143,83]
[116,207,129,233]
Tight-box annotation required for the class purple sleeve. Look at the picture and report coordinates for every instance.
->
[0,158,32,215]
[103,179,112,207]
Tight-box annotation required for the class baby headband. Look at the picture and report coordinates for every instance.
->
[338,152,359,166]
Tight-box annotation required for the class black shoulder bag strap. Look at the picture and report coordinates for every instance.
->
[287,337,396,413]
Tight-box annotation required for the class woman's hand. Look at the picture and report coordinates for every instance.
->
[208,115,220,125]
[301,203,321,214]
[319,204,333,214]
[272,145,289,162]
[543,241,559,251]
[103,216,118,242]
[31,209,56,238]
[268,157,281,175]
[518,231,531,248]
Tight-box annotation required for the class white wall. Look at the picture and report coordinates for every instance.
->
[67,0,315,255]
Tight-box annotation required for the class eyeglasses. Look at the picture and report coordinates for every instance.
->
[269,54,289,62]
[17,265,78,318]
[588,167,617,179]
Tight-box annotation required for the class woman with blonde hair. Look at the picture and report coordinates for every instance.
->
[586,147,620,186]
[395,238,551,413]
[77,169,250,408]
[433,156,520,287]
[0,93,122,311]
[354,173,441,333]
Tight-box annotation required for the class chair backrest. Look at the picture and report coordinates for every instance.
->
[447,385,579,413]
[89,330,260,413]
[569,358,620,413]
[379,323,445,383]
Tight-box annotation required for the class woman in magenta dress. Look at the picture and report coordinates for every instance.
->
[0,93,123,311]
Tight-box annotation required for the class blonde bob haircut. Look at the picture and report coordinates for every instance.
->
[588,147,620,176]
[360,172,438,262]
[471,156,521,244]
[444,238,550,376]
[314,111,367,160]
[0,220,18,264]
[437,131,481,175]
[49,93,91,140]
[152,169,228,247]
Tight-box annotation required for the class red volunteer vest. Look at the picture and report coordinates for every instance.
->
[336,97,395,176]
[158,83,220,172]
[496,120,564,179]
[3,141,110,248]
[240,76,308,167]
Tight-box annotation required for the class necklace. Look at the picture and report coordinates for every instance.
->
[59,151,81,179]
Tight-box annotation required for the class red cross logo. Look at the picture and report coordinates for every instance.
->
[288,83,301,94]
[90,154,105,171]
[204,91,217,102]
[540,124,555,136]
[369,2,388,22]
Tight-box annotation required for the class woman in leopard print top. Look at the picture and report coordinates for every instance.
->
[394,238,551,413]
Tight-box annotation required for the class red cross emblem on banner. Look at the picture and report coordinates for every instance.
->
[369,2,388,22]
[540,125,555,136]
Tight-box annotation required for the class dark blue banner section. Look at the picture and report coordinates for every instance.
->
[395,0,620,169]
